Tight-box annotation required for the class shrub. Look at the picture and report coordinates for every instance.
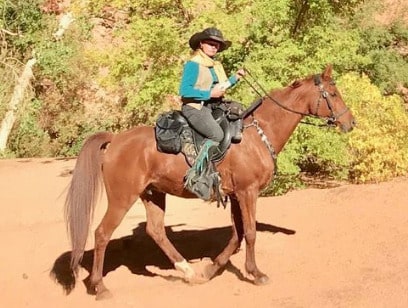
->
[8,99,52,157]
[340,73,408,182]
[357,20,408,95]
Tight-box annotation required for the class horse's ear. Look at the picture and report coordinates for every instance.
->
[322,64,333,79]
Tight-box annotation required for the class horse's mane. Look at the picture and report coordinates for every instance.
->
[286,73,320,94]
[289,72,318,89]
[270,76,309,97]
[263,75,316,106]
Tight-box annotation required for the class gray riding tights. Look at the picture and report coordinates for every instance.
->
[181,104,224,143]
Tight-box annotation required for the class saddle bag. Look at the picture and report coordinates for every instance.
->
[155,111,185,154]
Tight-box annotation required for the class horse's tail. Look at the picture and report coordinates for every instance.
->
[64,131,113,273]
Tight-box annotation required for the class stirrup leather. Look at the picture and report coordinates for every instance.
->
[184,140,218,200]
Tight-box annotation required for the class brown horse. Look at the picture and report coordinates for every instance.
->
[64,64,355,299]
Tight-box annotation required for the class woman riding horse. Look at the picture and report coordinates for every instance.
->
[64,64,356,300]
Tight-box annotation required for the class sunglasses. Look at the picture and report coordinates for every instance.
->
[202,40,221,49]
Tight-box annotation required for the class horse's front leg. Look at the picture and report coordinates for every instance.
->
[204,197,244,279]
[238,191,269,285]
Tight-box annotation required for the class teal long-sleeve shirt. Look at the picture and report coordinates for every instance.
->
[179,61,238,101]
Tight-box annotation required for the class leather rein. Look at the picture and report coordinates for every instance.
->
[242,68,349,127]
[240,68,349,175]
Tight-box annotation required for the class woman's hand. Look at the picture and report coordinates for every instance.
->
[211,84,226,98]
[236,68,246,80]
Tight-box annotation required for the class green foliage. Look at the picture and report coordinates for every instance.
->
[289,121,350,177]
[261,173,305,197]
[86,15,184,125]
[366,50,408,93]
[300,25,370,73]
[390,21,408,42]
[357,20,408,94]
[0,0,51,59]
[339,73,408,183]
[71,0,377,125]
[0,62,16,120]
[289,0,365,38]
[348,0,408,95]
[2,0,408,193]
[262,113,351,196]
[36,40,81,87]
[8,99,52,157]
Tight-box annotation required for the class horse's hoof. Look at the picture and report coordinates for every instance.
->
[186,273,209,285]
[95,289,113,301]
[254,274,269,286]
[202,263,219,280]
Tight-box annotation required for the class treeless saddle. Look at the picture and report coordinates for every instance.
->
[155,101,245,203]
[155,102,240,166]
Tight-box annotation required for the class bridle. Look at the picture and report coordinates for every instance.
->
[312,75,349,126]
[241,68,350,174]
[242,68,349,127]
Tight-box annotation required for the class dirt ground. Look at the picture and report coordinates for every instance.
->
[0,158,407,308]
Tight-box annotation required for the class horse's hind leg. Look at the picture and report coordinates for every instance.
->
[90,199,134,300]
[141,191,202,282]
[204,197,244,279]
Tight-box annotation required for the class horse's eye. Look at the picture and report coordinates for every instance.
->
[331,92,337,97]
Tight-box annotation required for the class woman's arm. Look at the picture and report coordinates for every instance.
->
[179,61,211,100]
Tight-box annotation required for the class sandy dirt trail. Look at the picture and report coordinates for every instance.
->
[0,158,407,307]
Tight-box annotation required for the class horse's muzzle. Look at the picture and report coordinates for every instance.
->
[340,118,357,132]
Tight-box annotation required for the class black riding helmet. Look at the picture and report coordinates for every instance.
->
[188,27,231,52]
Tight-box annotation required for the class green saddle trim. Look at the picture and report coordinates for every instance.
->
[184,139,218,193]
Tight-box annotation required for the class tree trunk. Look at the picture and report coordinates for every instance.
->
[0,58,36,152]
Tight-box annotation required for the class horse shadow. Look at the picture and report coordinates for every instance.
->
[50,221,295,295]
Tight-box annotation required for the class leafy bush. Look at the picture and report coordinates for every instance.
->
[0,0,51,59]
[356,17,408,95]
[0,63,16,121]
[2,0,408,193]
[261,67,408,195]
[340,73,408,182]
[8,99,52,157]
[261,110,351,196]
[365,50,408,94]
